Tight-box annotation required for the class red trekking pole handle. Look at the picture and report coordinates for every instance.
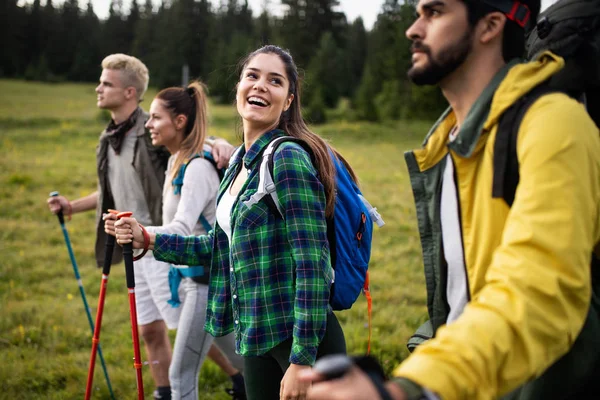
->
[116,211,145,400]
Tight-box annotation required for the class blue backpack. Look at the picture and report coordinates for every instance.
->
[168,149,225,307]
[246,136,385,313]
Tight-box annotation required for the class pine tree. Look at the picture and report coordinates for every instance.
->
[305,32,343,108]
[279,0,346,69]
[70,1,102,81]
[256,0,272,45]
[340,17,367,98]
[125,0,142,53]
[24,0,43,71]
[103,0,130,55]
[131,0,156,63]
[354,65,379,122]
[0,0,27,76]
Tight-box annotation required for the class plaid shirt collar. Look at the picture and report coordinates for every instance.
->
[232,128,286,170]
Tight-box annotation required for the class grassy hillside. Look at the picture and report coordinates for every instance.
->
[0,79,431,399]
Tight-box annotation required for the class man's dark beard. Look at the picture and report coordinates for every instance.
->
[408,29,473,86]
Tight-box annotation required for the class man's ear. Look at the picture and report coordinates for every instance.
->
[124,86,137,101]
[478,11,506,44]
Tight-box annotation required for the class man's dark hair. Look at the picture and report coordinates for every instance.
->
[462,0,541,61]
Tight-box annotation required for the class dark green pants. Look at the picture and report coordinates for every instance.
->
[244,312,346,400]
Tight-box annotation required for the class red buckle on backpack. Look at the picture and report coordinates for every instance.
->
[506,1,530,28]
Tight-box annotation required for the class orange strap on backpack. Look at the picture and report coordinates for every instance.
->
[363,271,372,355]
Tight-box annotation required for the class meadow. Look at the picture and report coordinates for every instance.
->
[0,79,431,399]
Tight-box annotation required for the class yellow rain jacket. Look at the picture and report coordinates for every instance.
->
[394,52,600,399]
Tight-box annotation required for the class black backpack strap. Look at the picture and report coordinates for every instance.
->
[492,84,558,207]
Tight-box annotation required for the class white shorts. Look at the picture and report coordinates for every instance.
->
[133,253,184,329]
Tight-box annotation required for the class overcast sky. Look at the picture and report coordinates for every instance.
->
[20,0,561,30]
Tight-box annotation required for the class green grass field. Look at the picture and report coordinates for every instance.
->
[0,79,431,399]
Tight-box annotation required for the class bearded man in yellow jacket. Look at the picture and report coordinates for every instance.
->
[304,0,600,399]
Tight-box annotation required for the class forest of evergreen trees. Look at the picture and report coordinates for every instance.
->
[1,0,447,121]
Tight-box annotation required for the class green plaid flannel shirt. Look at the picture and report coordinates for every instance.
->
[154,129,334,365]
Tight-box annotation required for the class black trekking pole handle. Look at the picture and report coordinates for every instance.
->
[123,241,135,289]
[104,235,116,275]
[313,355,394,400]
[102,209,120,276]
[117,211,136,289]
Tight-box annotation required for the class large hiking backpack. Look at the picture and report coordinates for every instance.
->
[526,0,600,126]
[167,148,226,307]
[492,1,600,397]
[494,0,600,241]
[244,136,385,342]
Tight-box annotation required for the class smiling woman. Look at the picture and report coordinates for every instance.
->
[110,45,361,400]
[234,53,295,148]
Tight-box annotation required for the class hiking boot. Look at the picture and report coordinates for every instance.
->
[225,387,247,400]
[153,389,172,400]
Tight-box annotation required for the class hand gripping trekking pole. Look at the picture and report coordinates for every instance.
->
[49,192,115,400]
[117,211,145,400]
[85,209,120,400]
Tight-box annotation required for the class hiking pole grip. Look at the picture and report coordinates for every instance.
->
[117,211,136,289]
[49,191,65,225]
[102,209,120,276]
[313,354,353,381]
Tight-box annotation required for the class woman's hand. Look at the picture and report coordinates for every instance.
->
[103,212,117,237]
[280,363,311,400]
[114,217,144,249]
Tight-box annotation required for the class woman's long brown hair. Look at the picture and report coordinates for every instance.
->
[155,81,209,183]
[239,45,357,217]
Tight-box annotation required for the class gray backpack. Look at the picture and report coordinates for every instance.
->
[526,0,600,125]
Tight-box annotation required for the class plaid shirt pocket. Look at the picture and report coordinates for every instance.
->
[235,194,271,228]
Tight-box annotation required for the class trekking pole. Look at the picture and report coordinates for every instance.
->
[49,191,115,400]
[85,209,120,400]
[116,211,145,400]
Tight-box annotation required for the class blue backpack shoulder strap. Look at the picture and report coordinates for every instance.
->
[172,150,224,232]
[172,150,224,195]
[172,153,204,195]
